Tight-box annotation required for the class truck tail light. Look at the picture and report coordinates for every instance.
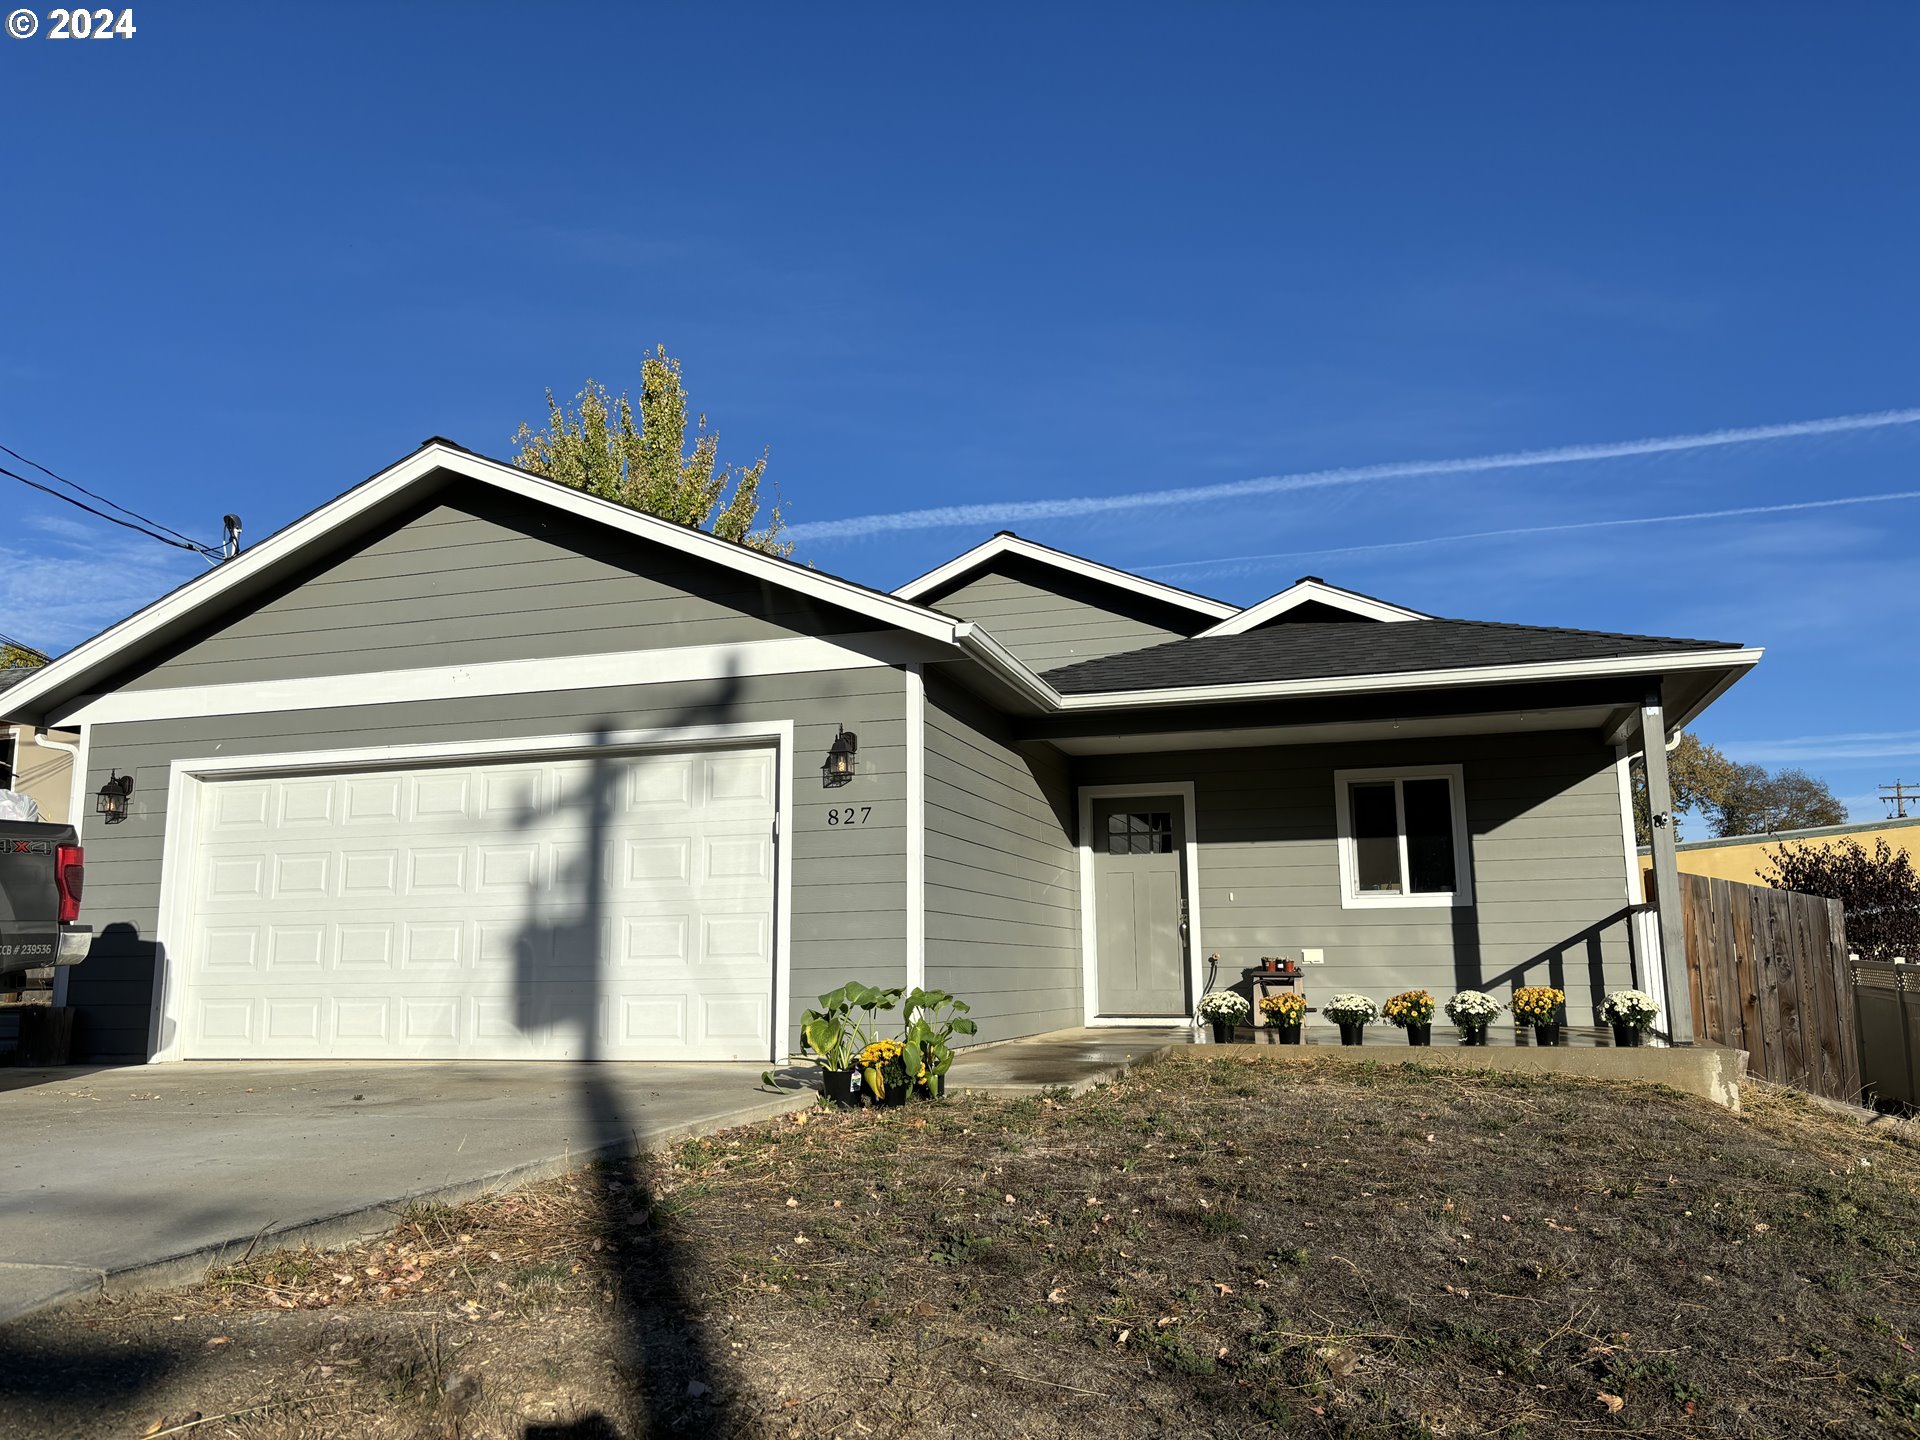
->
[55,844,84,924]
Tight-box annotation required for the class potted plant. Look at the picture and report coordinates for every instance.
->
[1196,990,1250,1043]
[856,1038,911,1107]
[902,986,977,1097]
[1258,990,1306,1043]
[1444,989,1503,1045]
[1512,985,1567,1046]
[1601,989,1660,1048]
[1259,956,1282,974]
[799,981,902,1106]
[1383,989,1436,1046]
[1322,993,1378,1046]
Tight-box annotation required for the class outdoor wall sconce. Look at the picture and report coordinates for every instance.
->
[821,726,858,788]
[96,771,134,824]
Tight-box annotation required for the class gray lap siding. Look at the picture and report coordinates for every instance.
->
[1073,732,1636,1032]
[68,672,909,1064]
[923,675,1081,1044]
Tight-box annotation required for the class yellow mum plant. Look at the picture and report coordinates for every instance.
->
[1259,991,1306,1026]
[1511,986,1566,1026]
[1382,989,1436,1028]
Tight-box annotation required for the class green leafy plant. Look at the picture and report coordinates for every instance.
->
[799,982,902,1071]
[902,986,977,1097]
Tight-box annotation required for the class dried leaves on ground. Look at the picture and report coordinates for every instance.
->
[6,1053,1920,1438]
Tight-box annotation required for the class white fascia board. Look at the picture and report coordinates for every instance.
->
[3,443,962,723]
[1052,648,1764,712]
[1197,580,1429,636]
[950,622,1062,710]
[896,534,1239,620]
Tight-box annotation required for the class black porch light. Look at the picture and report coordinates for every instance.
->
[96,770,134,824]
[822,726,858,788]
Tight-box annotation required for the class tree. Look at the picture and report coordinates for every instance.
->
[1706,763,1847,838]
[1631,731,1738,844]
[512,346,790,555]
[1762,837,1920,961]
[0,640,47,669]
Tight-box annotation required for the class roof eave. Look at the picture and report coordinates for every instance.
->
[896,533,1239,620]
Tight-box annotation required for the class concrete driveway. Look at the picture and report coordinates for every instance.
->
[0,1061,812,1324]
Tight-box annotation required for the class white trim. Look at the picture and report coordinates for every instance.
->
[1332,763,1474,909]
[2,442,960,724]
[1052,647,1765,711]
[1077,781,1204,1026]
[896,533,1238,620]
[56,632,937,727]
[903,664,926,993]
[1614,745,1645,905]
[145,721,795,1065]
[1198,579,1429,635]
[47,726,88,1011]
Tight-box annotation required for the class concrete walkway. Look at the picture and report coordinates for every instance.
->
[0,1027,1185,1324]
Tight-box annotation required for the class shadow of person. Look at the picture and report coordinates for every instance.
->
[510,683,743,1437]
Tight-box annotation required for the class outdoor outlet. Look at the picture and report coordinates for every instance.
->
[1302,948,1325,965]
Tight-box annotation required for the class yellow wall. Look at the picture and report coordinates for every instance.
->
[1643,816,1920,892]
[3,724,76,824]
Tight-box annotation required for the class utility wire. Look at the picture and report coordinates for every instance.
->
[0,441,212,550]
[0,463,220,558]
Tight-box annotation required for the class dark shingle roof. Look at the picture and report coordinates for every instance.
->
[0,668,38,695]
[1040,618,1744,694]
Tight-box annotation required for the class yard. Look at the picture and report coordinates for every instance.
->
[8,1052,1920,1439]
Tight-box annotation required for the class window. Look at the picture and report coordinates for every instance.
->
[1333,766,1471,907]
[1106,810,1173,855]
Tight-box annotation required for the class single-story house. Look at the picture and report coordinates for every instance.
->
[0,441,1759,1063]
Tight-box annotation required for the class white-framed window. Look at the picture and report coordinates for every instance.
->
[1332,764,1473,909]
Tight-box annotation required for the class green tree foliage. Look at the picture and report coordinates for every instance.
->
[512,346,790,555]
[1706,764,1848,838]
[1631,732,1738,844]
[1762,837,1920,961]
[0,641,48,669]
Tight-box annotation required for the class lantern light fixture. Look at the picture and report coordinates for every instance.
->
[96,771,134,824]
[821,726,858,788]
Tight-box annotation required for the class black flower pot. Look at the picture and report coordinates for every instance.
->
[1338,1021,1365,1047]
[1275,1023,1302,1046]
[1406,1023,1432,1047]
[1610,1021,1644,1048]
[1460,1026,1488,1047]
[1533,1023,1562,1047]
[820,1066,864,1108]
[1210,1020,1235,1045]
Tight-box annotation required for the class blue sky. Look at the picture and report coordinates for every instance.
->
[3,4,1917,822]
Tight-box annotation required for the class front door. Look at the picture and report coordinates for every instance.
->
[1091,795,1190,1017]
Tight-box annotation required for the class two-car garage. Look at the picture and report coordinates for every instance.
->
[168,744,780,1062]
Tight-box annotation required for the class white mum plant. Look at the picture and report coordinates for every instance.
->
[1445,990,1504,1028]
[1322,993,1379,1025]
[1196,990,1251,1024]
[1602,989,1661,1031]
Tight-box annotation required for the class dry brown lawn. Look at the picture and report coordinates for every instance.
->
[5,1052,1920,1439]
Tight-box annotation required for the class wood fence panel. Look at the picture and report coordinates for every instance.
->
[1731,888,1762,1059]
[1774,891,1808,1089]
[1827,903,1861,1100]
[1714,879,1744,1051]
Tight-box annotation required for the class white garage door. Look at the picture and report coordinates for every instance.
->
[176,746,778,1061]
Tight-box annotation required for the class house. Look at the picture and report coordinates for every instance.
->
[0,667,79,823]
[1640,814,1920,893]
[0,441,1759,1064]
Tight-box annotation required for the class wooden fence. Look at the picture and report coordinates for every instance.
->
[1678,872,1860,1103]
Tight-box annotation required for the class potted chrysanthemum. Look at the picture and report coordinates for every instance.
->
[1512,985,1566,1046]
[856,1038,911,1106]
[1196,990,1250,1044]
[1382,989,1436,1046]
[1322,993,1378,1047]
[1444,989,1503,1045]
[1601,989,1660,1047]
[1259,990,1306,1044]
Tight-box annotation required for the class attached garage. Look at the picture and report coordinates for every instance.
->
[166,742,781,1062]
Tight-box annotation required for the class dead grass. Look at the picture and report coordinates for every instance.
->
[8,1053,1920,1439]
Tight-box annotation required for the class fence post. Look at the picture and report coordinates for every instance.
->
[1638,697,1695,1043]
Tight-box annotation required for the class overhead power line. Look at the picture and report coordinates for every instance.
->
[0,441,213,551]
[0,462,221,558]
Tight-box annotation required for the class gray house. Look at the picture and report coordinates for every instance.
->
[1,441,1758,1063]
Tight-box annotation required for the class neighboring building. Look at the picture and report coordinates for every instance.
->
[0,441,1762,1063]
[1642,815,1920,893]
[0,668,78,823]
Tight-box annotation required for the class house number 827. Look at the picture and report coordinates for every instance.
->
[825,806,871,826]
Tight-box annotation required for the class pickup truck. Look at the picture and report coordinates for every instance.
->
[0,820,89,989]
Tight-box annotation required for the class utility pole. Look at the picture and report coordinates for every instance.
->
[1883,781,1920,819]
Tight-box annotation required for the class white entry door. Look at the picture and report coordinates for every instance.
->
[174,746,778,1061]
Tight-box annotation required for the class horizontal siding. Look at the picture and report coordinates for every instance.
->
[928,562,1200,670]
[923,674,1080,1043]
[68,667,907,1061]
[1075,730,1635,1032]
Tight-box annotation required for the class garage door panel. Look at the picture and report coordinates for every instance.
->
[179,746,778,1061]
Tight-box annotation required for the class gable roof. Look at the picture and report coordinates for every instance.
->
[1197,576,1429,634]
[0,439,963,724]
[894,532,1239,621]
[1043,618,1748,695]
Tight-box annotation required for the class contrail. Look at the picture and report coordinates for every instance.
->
[788,406,1920,542]
[1137,489,1920,579]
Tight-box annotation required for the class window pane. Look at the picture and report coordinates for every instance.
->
[1403,778,1457,893]
[1107,811,1173,855]
[1349,782,1402,893]
[1106,814,1129,855]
